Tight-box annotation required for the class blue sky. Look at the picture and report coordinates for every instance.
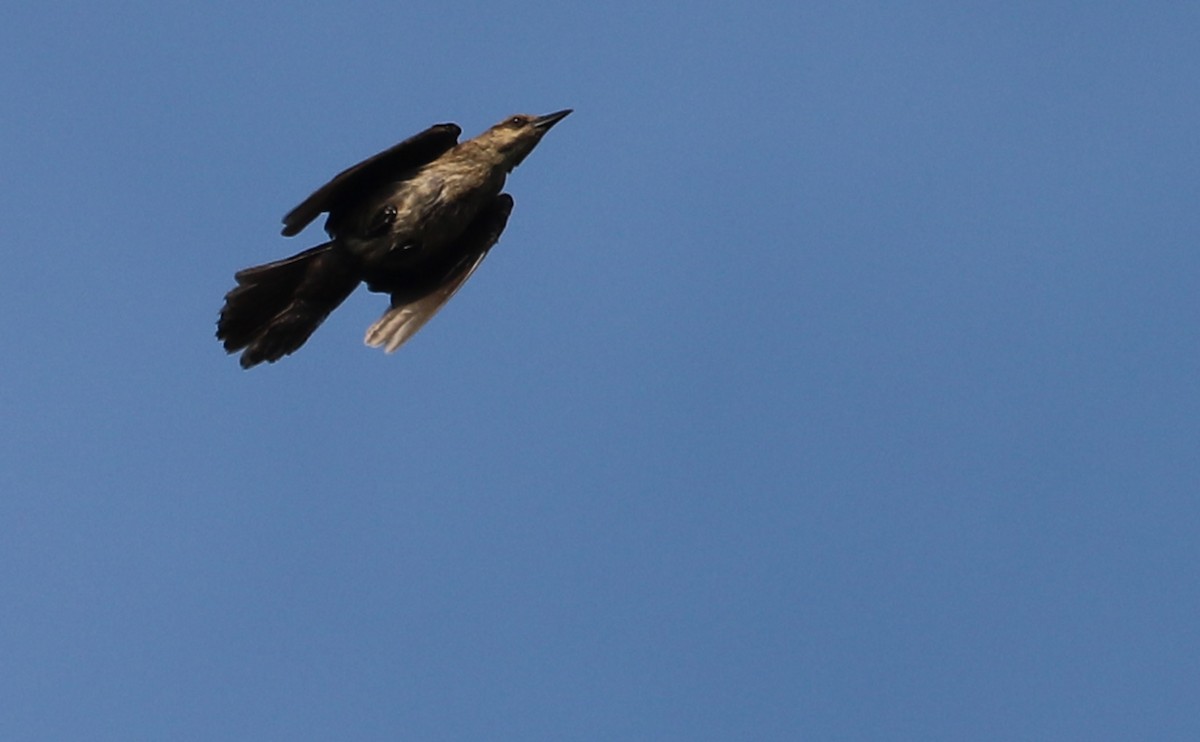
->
[2,2,1198,739]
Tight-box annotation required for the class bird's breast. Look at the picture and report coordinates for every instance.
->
[396,168,506,246]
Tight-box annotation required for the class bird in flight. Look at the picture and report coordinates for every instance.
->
[217,109,572,368]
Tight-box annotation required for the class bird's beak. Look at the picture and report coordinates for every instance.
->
[533,109,573,130]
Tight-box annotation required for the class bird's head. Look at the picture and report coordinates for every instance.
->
[479,109,572,171]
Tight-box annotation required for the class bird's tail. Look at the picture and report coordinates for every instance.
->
[217,242,360,368]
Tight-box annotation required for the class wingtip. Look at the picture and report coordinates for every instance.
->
[364,311,411,354]
[280,211,306,237]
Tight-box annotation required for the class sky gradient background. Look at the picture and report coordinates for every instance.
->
[3,2,1198,739]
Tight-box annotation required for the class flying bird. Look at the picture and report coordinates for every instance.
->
[217,109,572,368]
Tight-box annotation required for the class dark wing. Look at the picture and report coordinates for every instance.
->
[364,195,514,353]
[280,123,461,237]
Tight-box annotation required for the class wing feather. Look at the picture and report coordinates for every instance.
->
[364,252,490,353]
[281,123,461,237]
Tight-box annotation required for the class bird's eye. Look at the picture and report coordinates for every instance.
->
[508,116,526,127]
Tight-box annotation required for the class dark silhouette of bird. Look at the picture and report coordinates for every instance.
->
[217,109,572,368]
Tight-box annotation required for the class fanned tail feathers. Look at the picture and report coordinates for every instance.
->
[217,242,360,368]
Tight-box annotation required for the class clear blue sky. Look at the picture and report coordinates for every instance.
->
[2,2,1198,739]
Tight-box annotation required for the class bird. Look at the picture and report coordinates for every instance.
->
[216,109,572,369]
